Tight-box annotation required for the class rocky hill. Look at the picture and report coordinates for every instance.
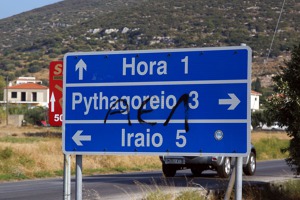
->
[0,0,299,86]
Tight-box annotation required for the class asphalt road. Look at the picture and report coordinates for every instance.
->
[0,159,295,200]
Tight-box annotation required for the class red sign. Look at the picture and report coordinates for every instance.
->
[48,61,63,126]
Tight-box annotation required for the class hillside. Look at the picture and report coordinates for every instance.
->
[0,0,299,86]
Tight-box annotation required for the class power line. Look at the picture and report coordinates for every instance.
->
[265,0,286,64]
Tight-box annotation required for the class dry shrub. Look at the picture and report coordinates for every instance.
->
[83,155,161,171]
[251,131,289,143]
[0,139,63,171]
[0,137,161,179]
[1,130,290,181]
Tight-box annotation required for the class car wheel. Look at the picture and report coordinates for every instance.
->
[243,152,256,176]
[191,167,203,177]
[217,157,231,178]
[162,164,176,177]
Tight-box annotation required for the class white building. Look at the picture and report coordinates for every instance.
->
[3,83,49,107]
[251,90,262,111]
[15,77,43,85]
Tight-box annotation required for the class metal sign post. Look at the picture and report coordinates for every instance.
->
[49,61,69,199]
[75,155,83,200]
[235,157,243,200]
[63,154,71,200]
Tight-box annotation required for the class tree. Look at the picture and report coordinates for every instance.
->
[0,76,6,101]
[25,106,48,125]
[251,110,265,129]
[266,43,300,175]
[252,77,262,93]
[251,109,274,129]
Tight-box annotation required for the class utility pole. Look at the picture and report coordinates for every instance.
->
[6,76,8,125]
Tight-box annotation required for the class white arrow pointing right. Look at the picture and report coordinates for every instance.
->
[72,130,91,146]
[219,93,240,110]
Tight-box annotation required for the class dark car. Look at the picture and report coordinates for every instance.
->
[159,145,256,178]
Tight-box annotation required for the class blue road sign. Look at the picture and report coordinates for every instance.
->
[63,47,251,156]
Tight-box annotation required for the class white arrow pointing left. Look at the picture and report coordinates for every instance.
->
[50,92,56,112]
[75,59,87,80]
[219,93,240,110]
[72,130,91,146]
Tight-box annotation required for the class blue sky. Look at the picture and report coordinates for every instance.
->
[0,0,63,19]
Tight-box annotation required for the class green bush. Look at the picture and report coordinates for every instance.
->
[25,106,48,125]
[0,147,13,159]
[254,138,289,160]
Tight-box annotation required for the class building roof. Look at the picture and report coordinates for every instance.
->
[7,83,48,90]
[251,90,262,96]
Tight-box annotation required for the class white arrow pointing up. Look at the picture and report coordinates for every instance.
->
[72,130,91,146]
[50,92,56,112]
[219,93,240,110]
[75,59,87,80]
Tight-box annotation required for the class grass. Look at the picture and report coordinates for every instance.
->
[231,180,300,200]
[0,129,298,199]
[175,190,207,200]
[142,180,300,200]
[0,136,43,143]
[144,190,207,200]
[0,130,291,182]
[135,178,208,200]
[0,173,28,180]
[255,137,289,160]
[144,189,173,200]
[252,131,289,160]
[0,136,162,181]
[0,137,65,181]
[0,147,13,159]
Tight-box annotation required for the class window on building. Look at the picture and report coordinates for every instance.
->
[32,92,37,102]
[21,92,26,101]
[11,92,17,98]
